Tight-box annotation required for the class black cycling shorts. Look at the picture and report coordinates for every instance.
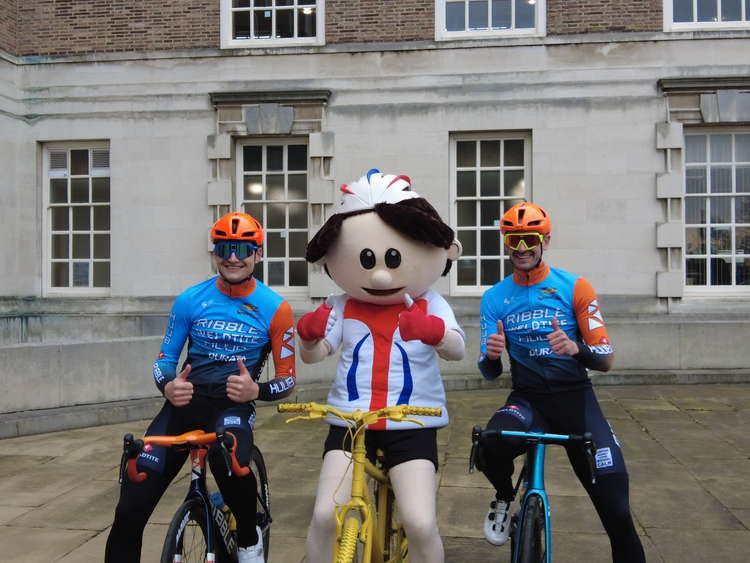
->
[323,425,439,472]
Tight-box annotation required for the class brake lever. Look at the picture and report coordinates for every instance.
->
[583,432,597,485]
[469,425,481,473]
[215,426,233,477]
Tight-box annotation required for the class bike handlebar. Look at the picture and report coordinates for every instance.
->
[277,402,442,426]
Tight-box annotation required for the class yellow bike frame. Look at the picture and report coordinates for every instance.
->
[278,402,441,563]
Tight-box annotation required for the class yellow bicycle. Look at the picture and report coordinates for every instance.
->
[277,402,441,563]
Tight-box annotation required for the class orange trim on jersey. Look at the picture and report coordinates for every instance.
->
[215,276,257,298]
[269,300,296,378]
[573,277,611,348]
[513,262,550,287]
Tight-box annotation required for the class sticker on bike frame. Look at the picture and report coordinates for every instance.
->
[595,447,614,469]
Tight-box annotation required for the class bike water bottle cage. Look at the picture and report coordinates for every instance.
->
[503,232,545,251]
[213,240,259,260]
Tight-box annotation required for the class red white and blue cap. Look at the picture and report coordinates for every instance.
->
[336,169,420,215]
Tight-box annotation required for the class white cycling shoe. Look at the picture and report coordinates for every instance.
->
[237,526,264,563]
[484,496,511,546]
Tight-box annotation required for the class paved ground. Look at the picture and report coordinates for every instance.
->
[1,383,750,562]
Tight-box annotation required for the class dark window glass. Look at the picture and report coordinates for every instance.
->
[92,178,110,202]
[276,9,294,38]
[93,206,109,230]
[298,7,316,37]
[458,230,477,255]
[52,262,69,287]
[481,230,501,255]
[491,0,511,29]
[289,260,307,286]
[268,261,284,285]
[480,171,500,197]
[73,207,90,231]
[51,207,69,231]
[288,174,307,200]
[469,0,488,29]
[50,179,67,204]
[721,0,741,20]
[457,259,477,285]
[288,145,307,170]
[73,234,90,259]
[446,1,465,31]
[244,146,262,171]
[254,9,272,38]
[504,169,525,197]
[457,171,476,197]
[697,0,718,21]
[71,149,89,175]
[71,178,89,203]
[711,257,732,285]
[267,146,283,170]
[481,141,500,166]
[481,259,500,285]
[266,232,284,257]
[234,10,251,39]
[515,0,535,28]
[504,139,524,165]
[52,234,69,259]
[267,202,285,229]
[674,0,693,22]
[686,258,706,285]
[457,141,476,167]
[93,262,110,288]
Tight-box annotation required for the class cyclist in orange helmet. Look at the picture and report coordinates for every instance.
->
[106,211,295,563]
[475,202,645,562]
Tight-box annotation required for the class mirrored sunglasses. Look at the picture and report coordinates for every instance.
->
[213,241,259,260]
[503,232,545,251]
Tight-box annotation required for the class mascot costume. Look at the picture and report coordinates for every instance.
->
[297,169,466,563]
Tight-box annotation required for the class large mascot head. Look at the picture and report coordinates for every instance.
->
[306,169,462,305]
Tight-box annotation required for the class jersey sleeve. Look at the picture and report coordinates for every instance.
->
[572,277,614,371]
[256,300,296,401]
[477,290,503,380]
[153,292,193,393]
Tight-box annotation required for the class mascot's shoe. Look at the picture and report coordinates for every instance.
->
[484,496,511,546]
[237,526,264,563]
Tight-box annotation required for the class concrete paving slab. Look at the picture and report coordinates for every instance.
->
[0,526,96,563]
[0,462,99,507]
[0,505,33,525]
[647,528,750,563]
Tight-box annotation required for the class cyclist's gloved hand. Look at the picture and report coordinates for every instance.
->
[297,296,336,341]
[227,359,260,403]
[486,320,505,360]
[164,364,193,407]
[547,316,579,356]
[398,293,445,347]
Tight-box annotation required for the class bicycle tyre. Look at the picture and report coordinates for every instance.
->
[518,495,547,563]
[250,444,271,562]
[336,516,360,563]
[375,480,407,563]
[160,496,211,563]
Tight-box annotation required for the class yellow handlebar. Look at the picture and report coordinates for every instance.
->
[277,402,312,413]
[277,402,442,424]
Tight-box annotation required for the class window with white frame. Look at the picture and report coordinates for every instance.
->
[221,0,325,48]
[436,0,545,40]
[44,144,111,294]
[665,0,750,31]
[451,133,531,291]
[684,132,750,288]
[238,140,309,290]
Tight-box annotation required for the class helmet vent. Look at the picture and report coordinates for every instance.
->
[231,217,240,235]
[241,231,256,238]
[529,220,541,226]
[518,208,526,221]
[214,229,227,236]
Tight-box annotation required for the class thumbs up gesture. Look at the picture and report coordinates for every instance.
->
[486,320,505,360]
[227,359,260,403]
[297,295,336,342]
[398,293,446,347]
[164,364,194,407]
[546,316,579,356]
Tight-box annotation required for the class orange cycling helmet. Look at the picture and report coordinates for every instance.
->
[211,212,264,246]
[500,202,551,235]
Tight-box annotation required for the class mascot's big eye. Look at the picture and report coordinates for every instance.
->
[360,248,376,269]
[385,248,401,268]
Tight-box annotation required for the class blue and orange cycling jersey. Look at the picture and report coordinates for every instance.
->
[479,263,613,392]
[152,276,295,401]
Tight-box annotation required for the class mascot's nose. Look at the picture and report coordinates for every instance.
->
[370,269,393,289]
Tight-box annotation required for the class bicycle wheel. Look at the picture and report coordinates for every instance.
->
[375,481,407,563]
[518,495,547,563]
[336,516,360,563]
[160,497,211,563]
[250,445,271,561]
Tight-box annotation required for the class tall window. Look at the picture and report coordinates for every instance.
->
[221,0,325,48]
[451,133,531,291]
[238,140,309,290]
[666,0,750,30]
[436,0,545,39]
[44,144,111,294]
[684,132,750,288]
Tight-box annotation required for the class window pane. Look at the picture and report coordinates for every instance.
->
[50,179,67,203]
[267,203,285,229]
[710,135,732,162]
[480,171,500,197]
[254,0,272,6]
[288,145,307,170]
[515,0,535,28]
[457,201,476,226]
[480,141,500,166]
[71,149,88,175]
[93,206,110,230]
[480,200,501,226]
[737,257,750,285]
[94,234,110,259]
[93,262,110,288]
[288,174,307,199]
[711,257,732,285]
[457,141,476,167]
[92,177,110,202]
[457,259,477,285]
[52,234,69,259]
[469,0,488,29]
[736,168,750,193]
[481,259,500,285]
[721,0,741,20]
[244,146,262,171]
[71,178,89,203]
[736,227,750,254]
[685,136,707,163]
[51,207,69,231]
[710,167,732,193]
[266,232,284,257]
[289,202,307,228]
[503,258,513,277]
[276,0,293,6]
[254,266,264,284]
[73,262,89,287]
[289,260,307,286]
[458,230,477,255]
[73,207,90,230]
[711,227,732,254]
[504,139,524,166]
[457,171,476,197]
[491,0,511,28]
[268,261,284,285]
[504,169,525,197]
[697,0,718,21]
[446,1,465,31]
[685,197,706,224]
[686,167,707,193]
[481,230,501,255]
[244,202,263,220]
[244,175,264,200]
[73,234,90,259]
[685,227,706,254]
[234,10,251,39]
[673,0,693,22]
[737,196,750,223]
[233,0,251,7]
[504,198,524,213]
[298,7,317,37]
[266,174,285,200]
[267,146,283,170]
[52,262,69,287]
[710,197,731,223]
[686,258,706,285]
[276,9,293,38]
[737,134,750,161]
[289,231,307,257]
[253,9,271,38]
